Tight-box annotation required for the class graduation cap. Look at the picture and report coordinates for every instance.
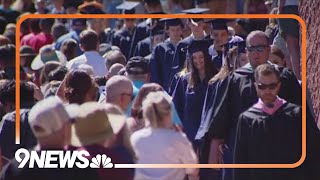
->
[150,25,164,36]
[116,1,140,14]
[159,18,183,27]
[184,39,213,55]
[206,19,231,31]
[223,40,246,55]
[221,40,246,69]
[182,8,209,24]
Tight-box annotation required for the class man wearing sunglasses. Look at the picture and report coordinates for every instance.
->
[234,64,298,180]
[198,30,310,180]
[233,63,319,180]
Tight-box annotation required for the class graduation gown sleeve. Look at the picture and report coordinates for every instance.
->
[206,75,233,139]
[134,38,151,57]
[278,67,302,106]
[150,44,163,85]
[233,113,250,180]
[172,75,187,121]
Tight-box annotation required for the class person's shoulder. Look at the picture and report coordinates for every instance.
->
[236,107,262,128]
[140,37,151,44]
[66,55,85,68]
[181,72,191,81]
[179,36,192,45]
[68,54,84,63]
[113,28,126,36]
[278,66,296,78]
[2,109,30,123]
[170,131,192,146]
[137,20,147,28]
[233,64,254,76]
[130,128,151,143]
[104,27,114,34]
[56,32,74,43]
[241,106,263,118]
[2,111,16,123]
[154,41,167,50]
[281,102,301,115]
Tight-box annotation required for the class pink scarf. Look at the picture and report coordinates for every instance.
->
[253,96,287,115]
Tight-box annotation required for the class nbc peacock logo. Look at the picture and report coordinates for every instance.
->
[90,154,113,168]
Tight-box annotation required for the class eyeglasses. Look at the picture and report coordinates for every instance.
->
[256,82,279,90]
[247,45,268,52]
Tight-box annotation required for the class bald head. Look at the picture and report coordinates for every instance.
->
[108,63,125,77]
[246,30,269,46]
[105,75,133,110]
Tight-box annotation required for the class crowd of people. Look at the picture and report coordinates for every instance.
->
[0,0,319,180]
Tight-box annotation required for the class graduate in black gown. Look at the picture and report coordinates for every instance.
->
[136,0,165,39]
[172,39,218,148]
[112,1,146,60]
[234,64,320,180]
[200,31,303,180]
[196,40,247,143]
[149,18,183,92]
[173,8,212,71]
[192,40,246,180]
[134,23,165,58]
[207,19,230,70]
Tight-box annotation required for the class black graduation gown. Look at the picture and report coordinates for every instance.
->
[195,80,221,143]
[112,26,145,59]
[100,28,115,45]
[172,73,209,144]
[200,64,302,165]
[212,51,223,70]
[136,12,165,41]
[136,20,149,42]
[134,37,152,57]
[234,103,308,180]
[150,39,177,92]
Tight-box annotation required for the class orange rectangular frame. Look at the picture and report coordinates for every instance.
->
[15,14,306,169]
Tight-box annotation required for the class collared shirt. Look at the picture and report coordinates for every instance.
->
[66,51,107,76]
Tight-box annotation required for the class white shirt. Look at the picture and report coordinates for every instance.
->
[66,51,107,76]
[130,127,198,180]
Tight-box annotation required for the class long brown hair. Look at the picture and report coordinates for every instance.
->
[188,51,218,89]
[209,46,240,84]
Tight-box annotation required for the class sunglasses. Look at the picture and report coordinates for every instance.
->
[247,45,268,52]
[256,82,279,90]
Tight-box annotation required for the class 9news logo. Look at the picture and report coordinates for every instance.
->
[15,148,113,168]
